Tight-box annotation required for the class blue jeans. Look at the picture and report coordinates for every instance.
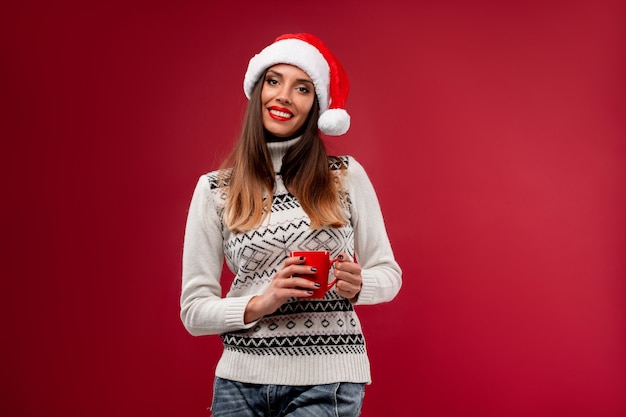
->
[210,377,365,417]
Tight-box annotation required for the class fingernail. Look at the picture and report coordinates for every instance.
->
[307,290,314,294]
[311,267,317,272]
[299,256,305,261]
[314,283,321,288]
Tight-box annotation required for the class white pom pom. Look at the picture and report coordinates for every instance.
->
[318,109,350,136]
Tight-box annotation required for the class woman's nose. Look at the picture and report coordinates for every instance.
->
[276,88,291,104]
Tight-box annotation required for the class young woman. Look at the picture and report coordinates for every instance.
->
[180,33,402,416]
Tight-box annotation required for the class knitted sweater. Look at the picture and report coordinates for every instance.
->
[180,137,402,386]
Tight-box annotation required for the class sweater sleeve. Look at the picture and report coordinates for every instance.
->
[346,157,402,305]
[179,176,257,336]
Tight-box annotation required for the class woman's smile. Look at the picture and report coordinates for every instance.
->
[267,106,294,121]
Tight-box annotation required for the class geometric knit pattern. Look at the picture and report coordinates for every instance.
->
[204,156,366,358]
[222,295,365,356]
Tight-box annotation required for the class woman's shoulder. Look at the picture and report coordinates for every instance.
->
[198,168,232,190]
[328,155,361,169]
[328,155,366,174]
[328,156,371,192]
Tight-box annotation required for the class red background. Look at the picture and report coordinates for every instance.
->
[2,1,625,416]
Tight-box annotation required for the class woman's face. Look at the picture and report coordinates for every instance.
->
[261,64,315,138]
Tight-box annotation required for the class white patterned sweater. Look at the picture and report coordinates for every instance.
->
[180,137,402,386]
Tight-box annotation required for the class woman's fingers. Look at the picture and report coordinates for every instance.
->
[334,252,362,298]
[272,256,320,294]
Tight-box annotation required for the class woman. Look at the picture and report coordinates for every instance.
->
[180,33,402,416]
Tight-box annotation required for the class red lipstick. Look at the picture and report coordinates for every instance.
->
[268,106,293,121]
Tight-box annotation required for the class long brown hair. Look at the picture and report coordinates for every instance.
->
[219,74,347,233]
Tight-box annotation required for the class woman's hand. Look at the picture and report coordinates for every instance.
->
[244,255,320,323]
[334,252,362,301]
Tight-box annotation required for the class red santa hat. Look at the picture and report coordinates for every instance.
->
[244,33,351,136]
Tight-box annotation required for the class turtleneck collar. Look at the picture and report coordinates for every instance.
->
[267,136,301,173]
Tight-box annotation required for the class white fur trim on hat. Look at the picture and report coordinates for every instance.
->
[244,38,330,113]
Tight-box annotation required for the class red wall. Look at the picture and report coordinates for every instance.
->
[3,1,625,416]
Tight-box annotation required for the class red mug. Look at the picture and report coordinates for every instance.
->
[290,250,339,299]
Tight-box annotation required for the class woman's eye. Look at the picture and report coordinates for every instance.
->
[297,86,310,94]
[265,78,278,86]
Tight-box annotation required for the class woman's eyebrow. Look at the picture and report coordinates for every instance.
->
[266,69,313,85]
[266,69,283,78]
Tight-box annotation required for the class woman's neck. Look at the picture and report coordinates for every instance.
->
[264,129,302,143]
[266,136,301,173]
